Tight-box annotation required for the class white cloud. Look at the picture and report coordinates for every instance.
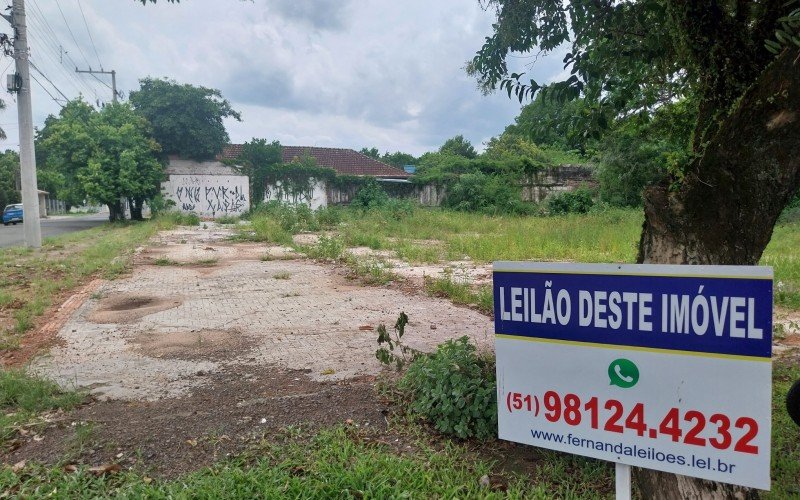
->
[1,0,566,156]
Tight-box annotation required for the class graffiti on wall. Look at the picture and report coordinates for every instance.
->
[175,186,201,211]
[163,175,250,218]
[204,185,247,216]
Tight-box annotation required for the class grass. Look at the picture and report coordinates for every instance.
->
[273,271,291,280]
[303,234,346,261]
[0,357,797,497]
[425,268,493,315]
[345,256,397,285]
[767,356,800,499]
[153,257,178,266]
[0,370,84,448]
[243,204,800,311]
[0,216,181,348]
[0,425,608,498]
[761,222,800,310]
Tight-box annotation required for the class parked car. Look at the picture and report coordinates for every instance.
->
[2,203,23,225]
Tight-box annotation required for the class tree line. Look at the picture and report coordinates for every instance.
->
[34,77,240,221]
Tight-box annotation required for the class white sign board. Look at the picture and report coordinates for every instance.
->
[493,263,772,490]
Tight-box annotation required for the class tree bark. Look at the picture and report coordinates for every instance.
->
[129,197,144,221]
[107,199,125,222]
[635,47,800,498]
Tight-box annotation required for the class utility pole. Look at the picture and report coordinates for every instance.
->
[75,67,118,103]
[4,0,41,247]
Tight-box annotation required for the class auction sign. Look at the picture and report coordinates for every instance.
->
[493,263,772,490]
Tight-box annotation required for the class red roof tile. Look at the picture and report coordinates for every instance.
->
[220,144,410,178]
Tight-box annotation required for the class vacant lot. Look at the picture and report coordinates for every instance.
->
[1,207,799,498]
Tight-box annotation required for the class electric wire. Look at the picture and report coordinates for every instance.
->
[26,0,97,97]
[54,0,91,69]
[76,0,103,69]
[30,72,65,108]
[27,0,103,100]
[30,60,70,101]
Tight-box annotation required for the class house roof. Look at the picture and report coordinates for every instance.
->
[220,145,411,178]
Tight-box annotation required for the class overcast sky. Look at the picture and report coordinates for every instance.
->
[2,0,567,156]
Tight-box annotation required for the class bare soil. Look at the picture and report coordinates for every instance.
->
[4,365,387,478]
[88,294,184,324]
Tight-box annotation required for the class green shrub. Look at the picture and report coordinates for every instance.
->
[444,172,532,215]
[381,198,416,220]
[249,215,292,244]
[547,187,595,215]
[399,337,497,440]
[157,211,200,226]
[305,234,346,261]
[215,214,240,225]
[351,178,390,209]
[316,206,343,228]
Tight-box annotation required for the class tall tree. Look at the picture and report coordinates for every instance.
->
[129,77,241,161]
[470,1,800,497]
[439,135,478,159]
[359,147,381,159]
[0,150,20,209]
[36,100,95,210]
[40,101,163,221]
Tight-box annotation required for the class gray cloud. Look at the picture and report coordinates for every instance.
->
[265,0,351,31]
[2,0,565,157]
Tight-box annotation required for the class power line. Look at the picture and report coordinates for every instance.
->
[76,0,102,69]
[30,71,65,108]
[26,0,102,99]
[54,0,91,69]
[30,60,70,101]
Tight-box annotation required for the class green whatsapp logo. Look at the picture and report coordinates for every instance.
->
[608,358,639,388]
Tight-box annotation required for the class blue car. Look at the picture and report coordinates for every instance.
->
[2,203,23,225]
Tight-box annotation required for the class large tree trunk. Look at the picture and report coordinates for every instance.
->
[107,200,126,222]
[635,47,800,498]
[129,197,144,221]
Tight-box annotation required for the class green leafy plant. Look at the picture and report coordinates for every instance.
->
[305,235,346,261]
[375,312,420,370]
[546,187,595,215]
[399,336,497,440]
[351,178,390,209]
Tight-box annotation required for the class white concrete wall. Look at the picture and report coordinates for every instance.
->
[162,174,250,218]
[264,179,327,210]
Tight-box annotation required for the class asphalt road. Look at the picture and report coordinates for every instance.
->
[0,213,109,248]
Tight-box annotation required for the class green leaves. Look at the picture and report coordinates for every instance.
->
[767,3,800,54]
[375,311,419,371]
[38,100,164,215]
[129,77,240,161]
[399,337,498,440]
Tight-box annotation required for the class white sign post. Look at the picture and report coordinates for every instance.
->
[493,263,773,495]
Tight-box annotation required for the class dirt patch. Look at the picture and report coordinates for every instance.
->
[3,365,387,479]
[88,294,183,324]
[1,280,103,368]
[133,328,251,361]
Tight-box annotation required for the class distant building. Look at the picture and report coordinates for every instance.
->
[161,156,250,218]
[219,145,411,209]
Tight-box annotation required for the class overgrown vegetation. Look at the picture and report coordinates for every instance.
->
[546,187,595,215]
[399,337,497,440]
[238,201,800,310]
